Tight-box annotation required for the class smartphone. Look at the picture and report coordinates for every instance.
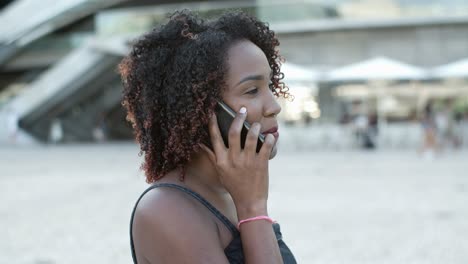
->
[204,101,265,152]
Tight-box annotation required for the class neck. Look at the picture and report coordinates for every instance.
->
[174,151,228,196]
[158,151,238,223]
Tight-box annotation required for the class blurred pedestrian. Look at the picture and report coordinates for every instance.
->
[420,101,437,159]
[351,100,370,149]
[119,10,296,264]
[434,99,455,151]
[462,111,468,148]
[49,118,63,144]
[365,111,378,149]
[452,111,462,148]
[6,107,19,144]
[93,112,107,142]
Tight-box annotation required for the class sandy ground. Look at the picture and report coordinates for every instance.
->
[1,143,467,264]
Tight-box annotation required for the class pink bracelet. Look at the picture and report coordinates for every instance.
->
[237,215,275,229]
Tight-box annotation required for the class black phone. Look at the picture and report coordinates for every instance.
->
[204,101,265,152]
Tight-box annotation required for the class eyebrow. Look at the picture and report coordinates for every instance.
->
[236,71,273,86]
[236,75,264,86]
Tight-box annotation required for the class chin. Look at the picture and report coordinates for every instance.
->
[269,144,278,160]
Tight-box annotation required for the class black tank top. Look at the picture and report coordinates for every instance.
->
[130,183,297,264]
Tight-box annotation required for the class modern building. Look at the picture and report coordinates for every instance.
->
[1,0,467,143]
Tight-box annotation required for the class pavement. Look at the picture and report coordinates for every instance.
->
[1,143,467,264]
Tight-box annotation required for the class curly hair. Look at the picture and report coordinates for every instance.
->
[118,9,290,183]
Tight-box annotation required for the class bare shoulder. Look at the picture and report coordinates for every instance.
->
[132,187,229,264]
[133,186,213,229]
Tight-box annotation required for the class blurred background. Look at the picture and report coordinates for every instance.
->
[1,0,467,263]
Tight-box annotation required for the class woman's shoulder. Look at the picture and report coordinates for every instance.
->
[133,184,214,227]
[131,185,228,263]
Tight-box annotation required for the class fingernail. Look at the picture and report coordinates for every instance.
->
[239,107,247,114]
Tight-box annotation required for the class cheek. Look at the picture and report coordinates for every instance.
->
[224,97,262,124]
[244,103,263,124]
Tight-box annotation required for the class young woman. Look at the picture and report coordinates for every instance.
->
[119,10,296,264]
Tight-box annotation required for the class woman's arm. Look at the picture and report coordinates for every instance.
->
[237,205,283,263]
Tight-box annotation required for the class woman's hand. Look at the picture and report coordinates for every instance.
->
[200,107,276,219]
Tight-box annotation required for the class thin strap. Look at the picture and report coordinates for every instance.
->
[130,183,239,264]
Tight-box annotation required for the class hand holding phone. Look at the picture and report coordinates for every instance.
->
[215,101,265,152]
[200,103,276,218]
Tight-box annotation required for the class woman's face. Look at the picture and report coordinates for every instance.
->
[222,40,282,159]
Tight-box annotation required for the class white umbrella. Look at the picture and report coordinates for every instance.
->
[281,62,321,82]
[431,58,468,78]
[325,56,427,81]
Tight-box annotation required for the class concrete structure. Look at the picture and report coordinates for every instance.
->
[1,0,468,143]
[275,16,468,68]
[0,0,262,143]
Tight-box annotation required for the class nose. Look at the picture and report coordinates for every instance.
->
[263,92,282,118]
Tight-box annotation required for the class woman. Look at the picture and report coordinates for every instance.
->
[119,10,296,264]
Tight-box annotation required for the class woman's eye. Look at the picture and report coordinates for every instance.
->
[246,88,258,95]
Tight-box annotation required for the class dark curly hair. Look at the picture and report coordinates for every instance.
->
[118,9,290,183]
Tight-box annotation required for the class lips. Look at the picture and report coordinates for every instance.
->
[261,126,278,134]
[261,126,279,140]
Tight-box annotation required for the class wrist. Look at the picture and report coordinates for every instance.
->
[237,215,275,229]
[235,200,268,220]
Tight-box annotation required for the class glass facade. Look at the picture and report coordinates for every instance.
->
[94,0,468,38]
[95,1,338,37]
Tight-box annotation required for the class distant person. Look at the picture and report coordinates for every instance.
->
[453,111,463,149]
[462,111,468,148]
[434,99,455,150]
[420,102,437,159]
[339,112,351,125]
[119,10,296,264]
[49,118,63,144]
[352,104,369,149]
[365,112,378,149]
[93,113,107,142]
[6,107,19,144]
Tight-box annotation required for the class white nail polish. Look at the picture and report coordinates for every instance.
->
[239,107,247,114]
